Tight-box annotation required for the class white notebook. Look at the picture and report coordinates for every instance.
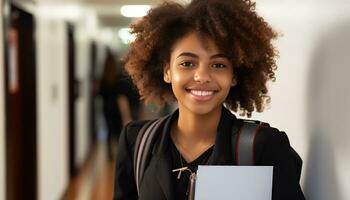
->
[195,165,273,200]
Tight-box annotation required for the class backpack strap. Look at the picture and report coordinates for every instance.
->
[235,120,269,165]
[133,116,168,194]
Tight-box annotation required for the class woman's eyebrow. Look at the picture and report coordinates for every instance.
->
[211,53,228,59]
[176,52,199,59]
[176,52,228,59]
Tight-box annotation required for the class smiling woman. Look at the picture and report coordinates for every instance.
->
[114,0,305,200]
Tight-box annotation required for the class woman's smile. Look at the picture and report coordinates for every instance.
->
[186,88,218,102]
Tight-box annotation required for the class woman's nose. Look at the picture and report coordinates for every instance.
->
[193,66,211,83]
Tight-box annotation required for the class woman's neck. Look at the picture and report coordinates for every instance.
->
[173,105,222,145]
[170,105,222,162]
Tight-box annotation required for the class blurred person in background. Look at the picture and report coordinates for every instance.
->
[99,48,141,160]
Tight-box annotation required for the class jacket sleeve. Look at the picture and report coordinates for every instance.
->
[113,122,138,200]
[257,128,305,200]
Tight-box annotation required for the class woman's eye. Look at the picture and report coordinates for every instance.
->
[180,61,195,67]
[212,63,226,68]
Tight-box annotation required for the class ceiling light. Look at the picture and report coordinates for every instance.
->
[120,5,151,18]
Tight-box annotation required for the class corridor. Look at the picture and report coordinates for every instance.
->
[1,0,350,200]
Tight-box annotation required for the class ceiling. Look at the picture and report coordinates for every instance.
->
[42,0,187,28]
[83,0,189,27]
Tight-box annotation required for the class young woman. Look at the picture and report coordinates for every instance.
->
[114,0,305,199]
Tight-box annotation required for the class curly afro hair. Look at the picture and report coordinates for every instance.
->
[125,0,278,117]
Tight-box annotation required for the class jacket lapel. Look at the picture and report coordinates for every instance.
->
[152,110,178,200]
[155,150,174,200]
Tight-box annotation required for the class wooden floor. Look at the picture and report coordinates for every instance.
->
[64,142,116,200]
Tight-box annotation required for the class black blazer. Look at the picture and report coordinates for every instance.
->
[114,108,305,200]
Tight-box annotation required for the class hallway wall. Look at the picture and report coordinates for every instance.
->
[74,15,96,168]
[251,2,350,200]
[0,1,5,199]
[36,14,69,200]
[75,30,92,168]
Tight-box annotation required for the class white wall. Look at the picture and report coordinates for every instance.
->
[0,1,6,200]
[36,15,69,200]
[74,19,93,168]
[251,2,350,200]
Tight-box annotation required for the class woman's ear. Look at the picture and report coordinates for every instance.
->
[231,78,237,87]
[163,64,171,83]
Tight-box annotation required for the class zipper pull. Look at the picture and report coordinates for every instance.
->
[187,172,197,200]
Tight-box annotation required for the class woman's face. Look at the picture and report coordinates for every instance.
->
[164,32,236,115]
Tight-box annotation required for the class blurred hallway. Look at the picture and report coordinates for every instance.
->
[1,1,350,200]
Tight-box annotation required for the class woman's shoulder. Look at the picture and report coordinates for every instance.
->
[251,122,304,189]
[251,123,296,165]
[257,125,290,148]
[121,120,150,149]
[124,120,150,132]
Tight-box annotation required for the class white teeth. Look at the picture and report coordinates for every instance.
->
[190,90,214,96]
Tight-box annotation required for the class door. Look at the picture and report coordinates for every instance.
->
[4,4,37,200]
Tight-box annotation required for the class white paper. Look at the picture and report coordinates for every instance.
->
[195,165,273,200]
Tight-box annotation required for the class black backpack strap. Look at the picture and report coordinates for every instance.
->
[234,120,269,165]
[133,116,168,195]
[234,120,303,181]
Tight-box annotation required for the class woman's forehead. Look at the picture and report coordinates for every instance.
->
[171,32,222,56]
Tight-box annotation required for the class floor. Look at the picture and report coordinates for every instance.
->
[64,142,116,200]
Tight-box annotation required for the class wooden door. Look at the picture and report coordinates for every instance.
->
[4,5,37,200]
